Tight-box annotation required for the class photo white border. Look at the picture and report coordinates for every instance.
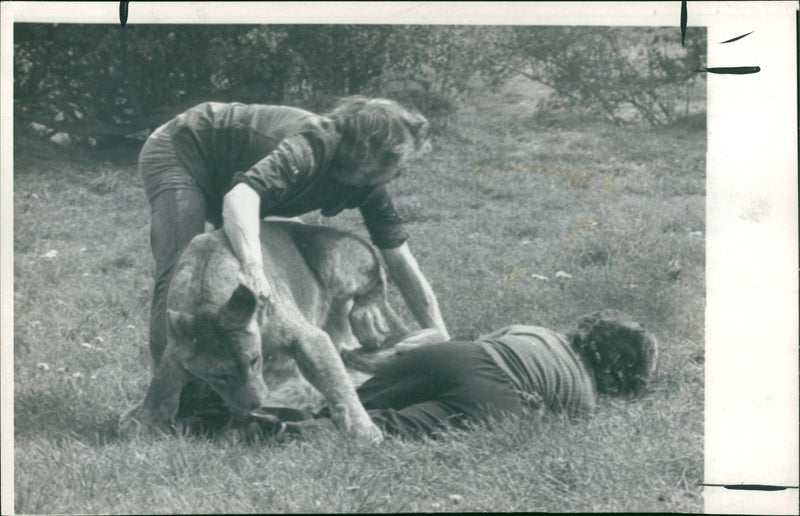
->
[1,2,797,514]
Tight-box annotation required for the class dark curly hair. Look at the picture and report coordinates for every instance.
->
[566,309,658,397]
[326,96,430,185]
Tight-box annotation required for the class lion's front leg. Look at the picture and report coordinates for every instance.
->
[119,352,193,438]
[289,326,383,444]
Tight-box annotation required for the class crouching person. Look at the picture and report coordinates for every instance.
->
[250,309,658,441]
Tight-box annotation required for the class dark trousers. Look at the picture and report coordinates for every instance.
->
[334,341,526,439]
[140,130,212,365]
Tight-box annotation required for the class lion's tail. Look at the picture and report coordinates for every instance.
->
[341,328,446,374]
[340,346,397,375]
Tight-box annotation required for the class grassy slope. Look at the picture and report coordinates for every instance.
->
[13,90,705,513]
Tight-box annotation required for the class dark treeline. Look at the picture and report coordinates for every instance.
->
[14,24,705,144]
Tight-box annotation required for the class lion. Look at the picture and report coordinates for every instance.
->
[119,220,416,443]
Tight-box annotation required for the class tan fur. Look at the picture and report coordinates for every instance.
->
[119,220,409,442]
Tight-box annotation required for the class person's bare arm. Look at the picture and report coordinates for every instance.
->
[222,183,271,302]
[380,243,449,340]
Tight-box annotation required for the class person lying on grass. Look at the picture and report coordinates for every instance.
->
[244,309,658,441]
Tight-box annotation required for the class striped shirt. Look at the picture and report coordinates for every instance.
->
[477,325,597,417]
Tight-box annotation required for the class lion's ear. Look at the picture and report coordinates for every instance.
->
[167,309,195,337]
[218,283,257,329]
[411,117,428,134]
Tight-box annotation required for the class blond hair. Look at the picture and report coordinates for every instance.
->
[327,96,430,183]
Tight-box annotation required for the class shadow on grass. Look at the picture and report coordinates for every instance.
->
[15,389,120,446]
[15,380,291,448]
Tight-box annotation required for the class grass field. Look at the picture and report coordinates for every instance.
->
[13,84,705,513]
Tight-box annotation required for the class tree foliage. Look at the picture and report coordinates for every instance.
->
[14,24,394,140]
[14,24,705,142]
[502,27,706,126]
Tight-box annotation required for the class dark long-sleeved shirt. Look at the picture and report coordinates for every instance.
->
[160,102,408,249]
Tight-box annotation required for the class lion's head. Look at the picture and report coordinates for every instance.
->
[167,283,269,414]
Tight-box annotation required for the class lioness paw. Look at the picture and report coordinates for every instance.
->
[354,421,384,444]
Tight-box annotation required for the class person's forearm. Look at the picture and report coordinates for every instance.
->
[222,183,265,272]
[381,244,449,339]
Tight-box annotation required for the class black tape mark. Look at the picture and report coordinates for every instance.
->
[721,31,754,44]
[695,66,761,75]
[726,485,789,492]
[680,0,687,47]
[700,483,797,491]
[119,1,129,28]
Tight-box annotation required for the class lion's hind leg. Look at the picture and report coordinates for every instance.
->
[348,281,408,349]
[288,222,408,349]
[319,269,406,351]
[322,298,360,352]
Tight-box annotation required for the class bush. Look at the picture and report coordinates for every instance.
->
[503,27,706,127]
[15,25,705,143]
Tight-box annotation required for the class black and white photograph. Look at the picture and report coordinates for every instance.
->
[2,2,797,514]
